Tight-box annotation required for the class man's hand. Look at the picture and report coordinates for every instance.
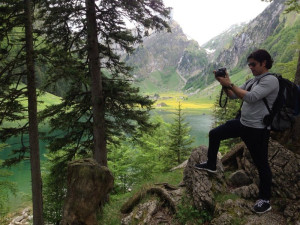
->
[213,70,247,99]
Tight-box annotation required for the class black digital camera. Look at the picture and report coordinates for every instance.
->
[215,68,227,77]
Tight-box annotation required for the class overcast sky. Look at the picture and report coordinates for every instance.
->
[163,0,271,45]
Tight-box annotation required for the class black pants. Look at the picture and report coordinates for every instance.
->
[207,119,272,200]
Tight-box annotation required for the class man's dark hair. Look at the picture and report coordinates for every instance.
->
[247,49,273,69]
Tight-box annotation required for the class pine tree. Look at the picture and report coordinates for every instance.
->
[167,102,194,167]
[38,1,171,220]
[0,1,44,223]
[38,0,171,166]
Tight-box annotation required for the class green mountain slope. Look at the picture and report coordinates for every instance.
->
[125,20,209,94]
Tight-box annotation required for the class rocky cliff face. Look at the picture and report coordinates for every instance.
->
[125,20,208,88]
[202,23,246,62]
[216,0,286,69]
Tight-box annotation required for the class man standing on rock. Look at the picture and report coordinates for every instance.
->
[194,49,279,214]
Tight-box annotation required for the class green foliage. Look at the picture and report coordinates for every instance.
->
[42,150,70,224]
[42,115,170,222]
[108,140,136,194]
[285,0,300,13]
[108,116,170,192]
[0,144,17,221]
[263,18,300,64]
[0,1,31,165]
[181,41,208,68]
[230,217,246,225]
[107,111,193,193]
[175,193,212,225]
[271,31,300,81]
[166,102,194,168]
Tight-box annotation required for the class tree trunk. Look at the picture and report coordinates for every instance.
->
[85,0,107,166]
[291,50,300,153]
[24,0,44,224]
[294,50,300,85]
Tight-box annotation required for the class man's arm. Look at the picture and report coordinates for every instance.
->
[217,75,247,99]
[225,84,248,99]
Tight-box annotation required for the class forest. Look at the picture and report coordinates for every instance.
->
[0,0,300,224]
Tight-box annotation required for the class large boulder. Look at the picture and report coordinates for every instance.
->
[183,146,227,212]
[61,158,114,225]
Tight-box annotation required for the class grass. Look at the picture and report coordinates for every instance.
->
[214,192,240,204]
[1,86,62,128]
[37,91,62,110]
[146,68,253,113]
[175,193,213,225]
[98,169,184,225]
[147,91,215,114]
[137,67,183,94]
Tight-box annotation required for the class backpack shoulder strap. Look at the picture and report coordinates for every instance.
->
[263,98,272,114]
[257,73,280,113]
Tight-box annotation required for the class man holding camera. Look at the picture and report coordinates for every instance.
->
[194,49,279,214]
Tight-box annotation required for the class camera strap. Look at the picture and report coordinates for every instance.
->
[219,87,228,108]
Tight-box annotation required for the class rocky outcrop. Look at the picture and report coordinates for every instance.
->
[221,139,300,223]
[121,139,300,224]
[61,158,114,225]
[8,208,32,225]
[222,140,300,201]
[183,146,226,212]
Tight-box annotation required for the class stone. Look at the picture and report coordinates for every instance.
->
[283,199,300,223]
[61,158,114,225]
[211,199,253,225]
[183,146,226,212]
[231,183,259,199]
[12,216,24,223]
[228,170,252,187]
[244,213,287,225]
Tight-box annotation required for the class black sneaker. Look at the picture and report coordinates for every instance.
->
[253,199,271,214]
[194,162,217,173]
